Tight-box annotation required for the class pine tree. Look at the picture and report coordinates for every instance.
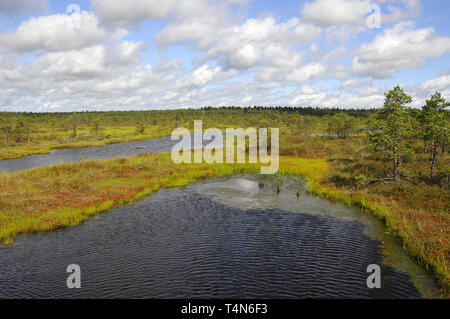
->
[370,86,414,180]
[419,92,449,181]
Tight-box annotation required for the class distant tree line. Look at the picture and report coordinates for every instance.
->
[1,94,448,186]
[202,106,377,117]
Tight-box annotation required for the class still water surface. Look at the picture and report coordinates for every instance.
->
[0,132,238,173]
[0,136,177,173]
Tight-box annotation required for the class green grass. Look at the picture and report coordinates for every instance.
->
[0,152,448,295]
[0,154,326,243]
[0,109,448,296]
[0,125,173,160]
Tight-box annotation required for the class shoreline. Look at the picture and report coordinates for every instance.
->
[0,132,172,161]
[0,153,448,296]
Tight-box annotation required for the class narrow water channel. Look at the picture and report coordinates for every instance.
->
[0,132,238,173]
[0,174,440,299]
[0,136,177,173]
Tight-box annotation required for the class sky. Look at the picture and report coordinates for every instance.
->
[0,0,449,112]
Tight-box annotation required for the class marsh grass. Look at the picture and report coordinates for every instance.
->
[0,110,448,295]
[0,154,326,243]
[0,125,173,160]
[0,151,448,295]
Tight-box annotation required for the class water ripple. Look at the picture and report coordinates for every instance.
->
[0,181,424,299]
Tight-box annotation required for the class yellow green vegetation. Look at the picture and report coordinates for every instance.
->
[0,152,448,295]
[0,108,364,160]
[0,89,448,295]
[0,123,172,160]
[0,153,327,245]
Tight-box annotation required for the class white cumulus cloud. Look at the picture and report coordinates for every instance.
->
[0,12,107,53]
[352,22,450,78]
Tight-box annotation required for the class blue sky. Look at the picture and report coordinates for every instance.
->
[0,0,449,111]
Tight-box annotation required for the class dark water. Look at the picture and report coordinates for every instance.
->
[0,175,437,299]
